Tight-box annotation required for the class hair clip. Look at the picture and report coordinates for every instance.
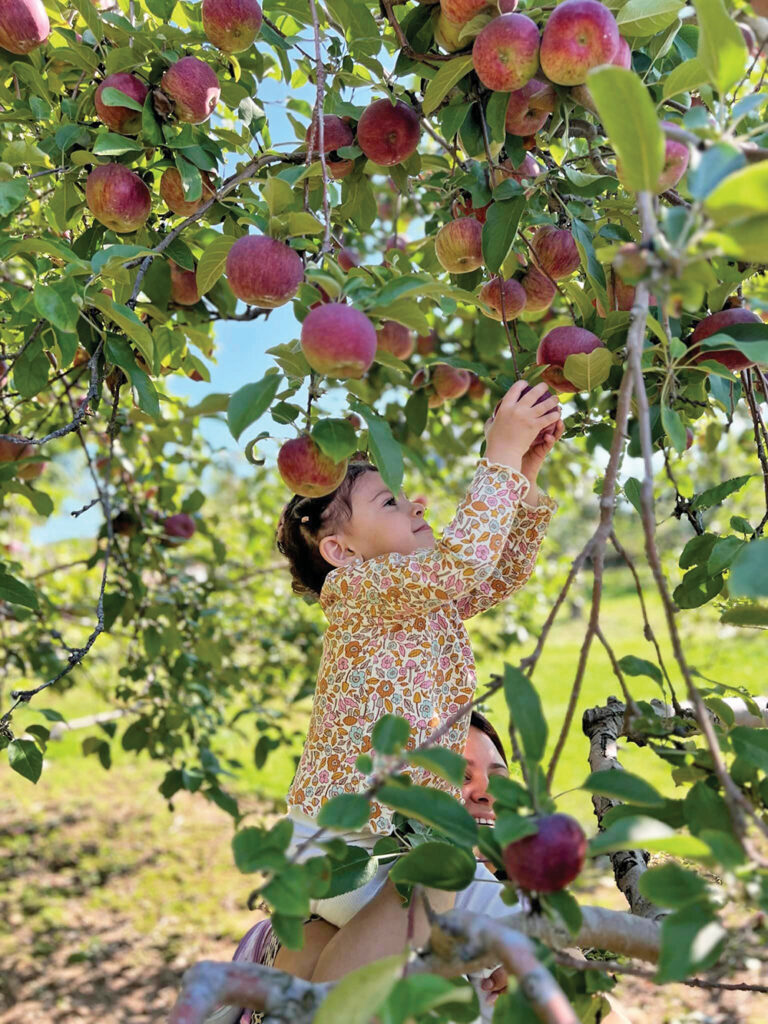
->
[301,515,309,523]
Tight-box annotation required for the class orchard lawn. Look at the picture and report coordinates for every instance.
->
[2,571,766,1023]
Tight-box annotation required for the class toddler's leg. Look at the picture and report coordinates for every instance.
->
[309,879,455,982]
[273,918,338,980]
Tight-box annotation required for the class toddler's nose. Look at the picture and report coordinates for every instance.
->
[411,493,428,515]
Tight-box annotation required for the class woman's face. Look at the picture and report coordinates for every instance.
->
[462,726,508,826]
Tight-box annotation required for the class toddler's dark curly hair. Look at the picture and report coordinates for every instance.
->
[276,456,376,597]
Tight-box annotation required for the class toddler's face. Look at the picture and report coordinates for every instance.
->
[342,470,434,560]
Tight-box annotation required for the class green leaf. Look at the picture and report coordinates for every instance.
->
[542,889,583,936]
[105,336,160,418]
[372,714,410,754]
[377,782,478,848]
[33,282,80,333]
[624,477,642,513]
[317,793,371,830]
[690,474,751,511]
[174,154,202,203]
[563,349,614,391]
[89,292,154,367]
[92,132,144,156]
[314,953,407,1024]
[142,95,163,146]
[704,216,768,263]
[638,861,708,908]
[283,211,324,236]
[663,57,708,99]
[0,179,29,216]
[422,55,474,116]
[232,821,292,873]
[390,841,477,891]
[261,864,313,918]
[404,389,428,437]
[196,234,234,295]
[0,569,38,609]
[324,843,379,898]
[656,904,726,983]
[687,145,746,201]
[693,0,747,96]
[661,403,686,453]
[587,68,664,192]
[227,374,282,440]
[8,738,43,783]
[502,663,547,764]
[493,811,539,845]
[583,769,665,806]
[312,418,358,462]
[12,336,49,399]
[704,161,768,228]
[730,727,768,772]
[408,747,466,787]
[617,0,683,37]
[481,196,524,275]
[588,815,711,858]
[98,86,145,112]
[349,402,404,497]
[617,655,663,686]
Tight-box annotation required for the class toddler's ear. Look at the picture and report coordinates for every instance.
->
[318,533,355,568]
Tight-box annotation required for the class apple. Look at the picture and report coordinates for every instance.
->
[0,0,49,54]
[163,512,197,544]
[161,57,221,124]
[539,0,620,86]
[499,0,518,10]
[305,114,355,169]
[435,217,484,273]
[468,372,487,400]
[337,247,361,272]
[536,326,604,392]
[751,0,768,15]
[384,235,408,266]
[432,363,471,400]
[0,359,8,389]
[0,436,45,480]
[531,226,580,280]
[201,0,262,52]
[472,14,540,92]
[505,78,556,135]
[346,413,362,430]
[498,152,541,183]
[613,36,632,68]
[95,73,149,135]
[377,320,415,360]
[617,122,689,194]
[328,158,354,180]
[277,435,348,498]
[356,99,420,167]
[502,813,587,892]
[441,0,493,23]
[478,276,526,320]
[86,164,152,234]
[612,243,650,286]
[433,10,465,51]
[160,167,216,217]
[521,265,557,313]
[411,367,428,389]
[301,304,377,379]
[225,235,304,307]
[451,192,491,223]
[417,329,439,356]
[170,261,200,305]
[689,307,762,372]
[685,427,695,451]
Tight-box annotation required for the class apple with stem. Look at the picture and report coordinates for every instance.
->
[503,813,587,892]
[201,0,262,52]
[0,0,49,54]
[435,217,484,273]
[540,0,620,86]
[161,57,221,124]
[278,436,347,498]
[536,326,605,392]
[472,13,541,92]
[356,99,420,167]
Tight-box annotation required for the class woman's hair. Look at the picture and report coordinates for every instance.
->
[470,710,508,767]
[276,458,376,597]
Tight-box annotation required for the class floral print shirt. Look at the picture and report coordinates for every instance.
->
[287,460,557,835]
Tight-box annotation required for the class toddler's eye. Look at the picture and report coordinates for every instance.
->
[385,497,397,506]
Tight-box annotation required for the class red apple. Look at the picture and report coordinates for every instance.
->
[417,329,439,356]
[86,164,151,233]
[689,307,761,372]
[95,73,149,135]
[498,0,518,10]
[225,235,304,307]
[305,114,354,156]
[478,276,526,321]
[441,0,493,23]
[536,326,604,392]
[502,813,587,892]
[656,123,690,193]
[613,36,632,68]
[685,427,694,451]
[170,261,200,305]
[201,0,262,52]
[540,0,620,86]
[277,436,347,498]
[0,436,45,480]
[435,217,484,273]
[521,265,556,313]
[467,372,487,400]
[377,320,415,360]
[328,158,354,180]
[411,367,428,389]
[595,274,638,315]
[356,99,420,167]
[161,57,221,124]
[337,247,361,272]
[0,359,8,390]
[498,152,541,183]
[505,78,556,135]
[531,226,580,280]
[301,304,377,379]
[163,512,196,544]
[472,14,540,92]
[432,363,471,399]
[346,413,362,430]
[451,192,491,223]
[159,167,216,217]
[0,0,49,54]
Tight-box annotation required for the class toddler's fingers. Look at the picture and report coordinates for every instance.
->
[534,399,560,418]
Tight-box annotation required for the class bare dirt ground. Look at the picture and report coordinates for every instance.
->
[2,762,766,1024]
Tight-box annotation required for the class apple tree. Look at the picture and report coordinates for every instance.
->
[1,0,768,1020]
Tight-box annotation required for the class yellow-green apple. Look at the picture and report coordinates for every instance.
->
[201,0,262,52]
[300,304,377,378]
[472,13,540,92]
[521,265,556,312]
[531,225,580,280]
[478,276,526,320]
[451,191,491,223]
[0,0,49,54]
[86,164,151,233]
[689,307,762,372]
[162,512,196,544]
[170,261,200,305]
[441,0,493,22]
[277,436,347,497]
[159,167,216,216]
[435,217,484,273]
[337,247,361,272]
[225,235,303,307]
[95,73,149,135]
[536,325,604,392]
[433,9,465,50]
[0,436,45,480]
[503,813,587,892]
[377,320,415,360]
[432,362,472,400]
[161,57,221,124]
[505,78,556,135]
[540,0,620,86]
[356,99,420,166]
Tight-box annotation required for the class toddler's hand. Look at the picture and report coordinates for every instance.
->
[485,381,561,470]
[480,965,508,1004]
